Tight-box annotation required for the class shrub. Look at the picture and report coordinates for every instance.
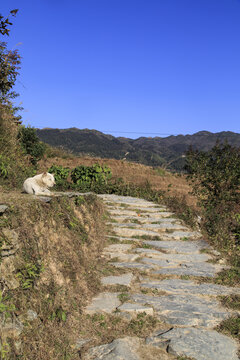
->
[185,142,240,267]
[18,126,46,165]
[71,164,112,188]
[48,165,70,189]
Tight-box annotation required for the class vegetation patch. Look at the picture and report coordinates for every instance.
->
[0,194,107,359]
[218,295,240,311]
[216,316,240,341]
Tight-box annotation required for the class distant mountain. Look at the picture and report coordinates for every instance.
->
[36,128,240,171]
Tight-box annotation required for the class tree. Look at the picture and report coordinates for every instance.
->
[18,126,46,165]
[0,9,21,118]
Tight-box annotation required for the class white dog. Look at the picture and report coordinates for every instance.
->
[23,172,55,195]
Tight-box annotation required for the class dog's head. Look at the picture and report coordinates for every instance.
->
[42,172,55,188]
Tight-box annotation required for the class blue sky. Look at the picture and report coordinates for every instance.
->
[1,0,240,138]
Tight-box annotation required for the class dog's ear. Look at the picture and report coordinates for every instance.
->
[42,172,47,177]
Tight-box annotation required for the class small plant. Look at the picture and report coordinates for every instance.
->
[127,313,158,335]
[49,306,67,322]
[74,195,85,206]
[0,291,15,318]
[16,262,44,289]
[0,155,8,178]
[118,292,130,303]
[71,164,112,188]
[0,342,10,359]
[216,315,240,340]
[48,165,70,188]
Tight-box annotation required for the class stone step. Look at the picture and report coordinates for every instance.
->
[146,327,239,360]
[140,278,240,296]
[143,239,210,254]
[131,293,235,328]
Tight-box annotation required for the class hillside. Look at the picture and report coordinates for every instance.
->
[36,128,240,170]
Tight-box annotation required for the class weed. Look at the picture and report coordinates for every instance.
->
[0,342,10,359]
[141,243,153,249]
[127,313,158,335]
[216,315,240,340]
[16,262,44,290]
[49,306,67,322]
[0,291,15,318]
[218,295,240,311]
[118,292,130,303]
[214,267,240,286]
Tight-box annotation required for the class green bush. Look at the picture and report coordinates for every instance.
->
[185,142,240,266]
[48,165,70,189]
[71,164,112,188]
[0,155,8,178]
[18,126,46,165]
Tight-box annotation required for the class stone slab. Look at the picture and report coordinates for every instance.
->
[85,292,121,314]
[109,215,176,223]
[108,253,140,262]
[154,262,224,277]
[118,303,154,316]
[140,279,240,296]
[0,205,8,213]
[146,327,239,360]
[162,230,202,240]
[104,244,133,253]
[111,262,153,271]
[131,293,232,327]
[113,227,160,238]
[136,249,210,262]
[143,240,210,254]
[101,273,134,287]
[85,337,141,360]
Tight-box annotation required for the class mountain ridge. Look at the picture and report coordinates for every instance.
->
[36,128,240,170]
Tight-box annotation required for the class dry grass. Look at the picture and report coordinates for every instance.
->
[0,192,108,359]
[39,155,196,207]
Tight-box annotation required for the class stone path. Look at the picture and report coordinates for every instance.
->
[84,195,240,360]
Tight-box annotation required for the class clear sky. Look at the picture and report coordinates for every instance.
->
[1,0,240,138]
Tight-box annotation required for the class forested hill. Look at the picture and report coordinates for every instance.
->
[36,128,240,170]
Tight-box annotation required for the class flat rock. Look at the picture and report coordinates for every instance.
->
[109,253,140,262]
[146,327,239,360]
[85,337,141,360]
[110,215,176,223]
[143,240,210,254]
[113,227,160,238]
[143,223,187,231]
[0,205,8,213]
[104,244,133,253]
[162,230,202,240]
[101,273,134,287]
[85,292,121,314]
[154,262,224,277]
[141,258,174,268]
[131,293,232,327]
[118,303,154,316]
[37,196,52,203]
[140,279,240,296]
[136,249,210,262]
[111,262,153,271]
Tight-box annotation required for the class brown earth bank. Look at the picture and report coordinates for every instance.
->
[38,155,197,208]
[0,191,110,359]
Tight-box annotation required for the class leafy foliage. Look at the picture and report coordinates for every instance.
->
[0,10,21,105]
[18,126,46,165]
[185,142,240,270]
[16,262,44,290]
[48,165,70,188]
[71,164,112,187]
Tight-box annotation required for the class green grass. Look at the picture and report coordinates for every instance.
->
[216,316,240,340]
